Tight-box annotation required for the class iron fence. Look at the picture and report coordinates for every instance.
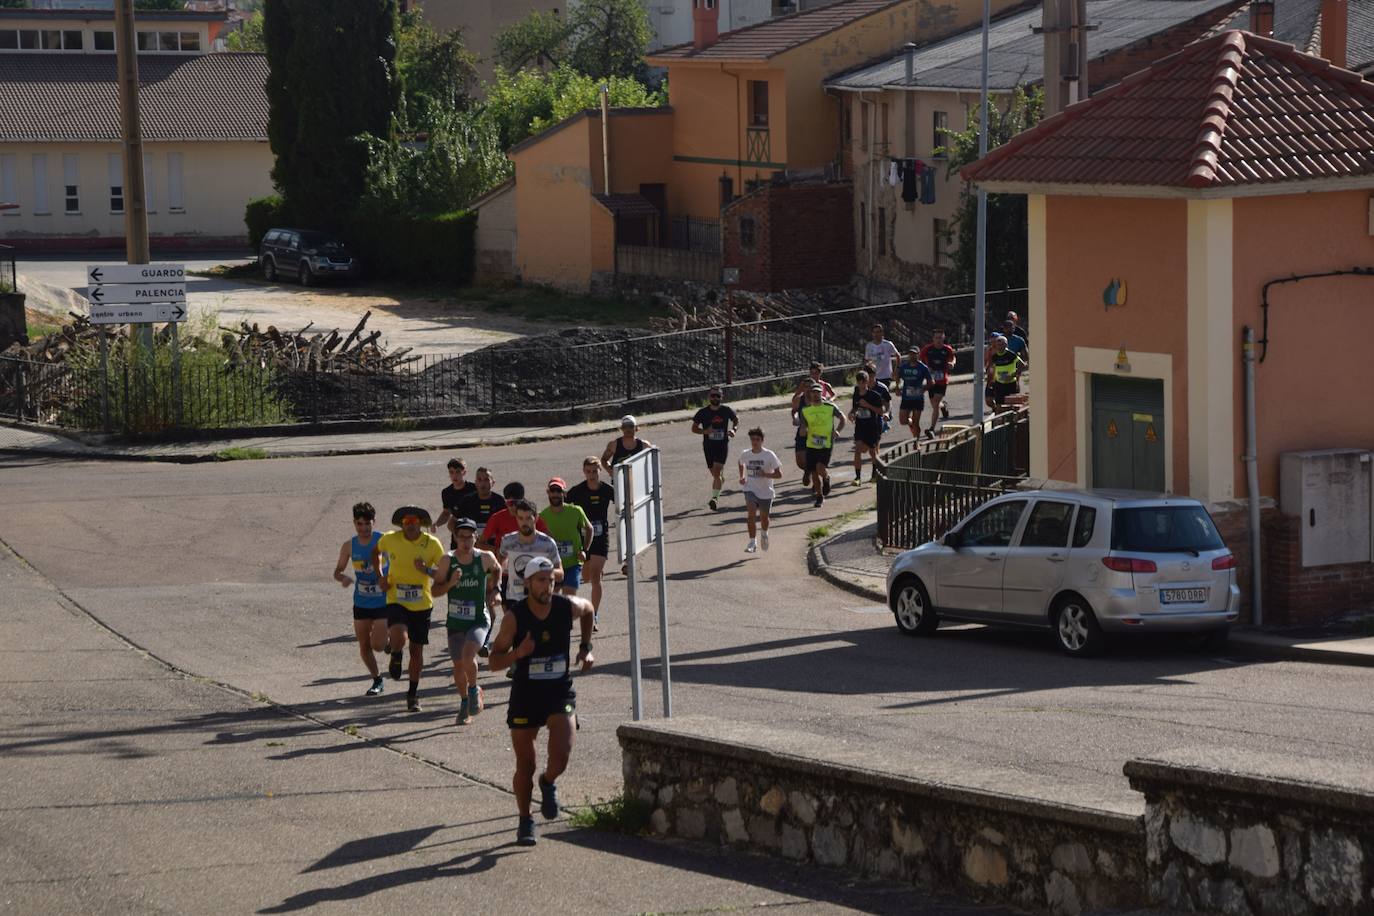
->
[669,217,721,254]
[0,288,1028,434]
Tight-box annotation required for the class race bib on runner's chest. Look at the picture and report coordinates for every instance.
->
[809,434,827,448]
[447,600,476,621]
[356,582,382,596]
[592,522,605,536]
[855,408,873,420]
[905,384,921,397]
[558,540,574,558]
[528,654,568,680]
[709,429,726,441]
[931,369,946,382]
[396,585,423,602]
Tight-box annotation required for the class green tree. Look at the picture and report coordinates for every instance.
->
[263,0,401,229]
[937,85,1043,294]
[226,11,264,52]
[0,1,29,9]
[397,8,477,128]
[493,9,570,72]
[567,0,651,79]
[482,65,665,152]
[358,109,510,214]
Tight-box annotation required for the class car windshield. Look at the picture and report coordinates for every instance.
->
[1110,506,1224,554]
[299,232,342,250]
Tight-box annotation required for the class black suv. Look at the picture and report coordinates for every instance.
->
[259,228,358,285]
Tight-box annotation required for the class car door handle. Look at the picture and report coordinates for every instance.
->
[1047,554,1065,562]
[984,554,1002,561]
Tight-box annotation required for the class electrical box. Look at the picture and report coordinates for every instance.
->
[1279,449,1373,568]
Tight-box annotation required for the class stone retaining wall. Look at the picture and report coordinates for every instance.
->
[619,718,1147,914]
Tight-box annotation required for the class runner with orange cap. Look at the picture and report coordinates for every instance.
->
[540,477,592,597]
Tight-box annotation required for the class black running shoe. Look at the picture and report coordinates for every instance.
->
[813,496,823,508]
[708,497,718,511]
[822,477,832,496]
[940,402,949,419]
[389,651,403,681]
[802,471,811,487]
[538,776,560,820]
[478,645,490,658]
[406,693,421,712]
[517,816,537,846]
[365,678,383,697]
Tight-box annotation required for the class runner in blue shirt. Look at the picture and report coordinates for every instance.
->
[896,348,933,439]
[332,502,389,697]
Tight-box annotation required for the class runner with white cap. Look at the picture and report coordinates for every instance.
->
[601,416,653,576]
[488,555,596,847]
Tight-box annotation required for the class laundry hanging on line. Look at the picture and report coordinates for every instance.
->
[886,158,936,205]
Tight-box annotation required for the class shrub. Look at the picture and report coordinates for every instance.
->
[245,195,289,251]
[344,209,476,284]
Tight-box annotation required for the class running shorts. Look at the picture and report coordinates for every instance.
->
[386,604,432,646]
[507,682,577,730]
[900,398,925,412]
[804,447,832,471]
[562,565,583,590]
[703,441,729,468]
[447,626,489,659]
[854,421,883,448]
[353,605,388,622]
[587,533,610,558]
[928,383,948,398]
[744,491,772,513]
[991,381,1019,405]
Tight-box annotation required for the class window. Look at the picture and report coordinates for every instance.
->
[94,31,114,51]
[167,151,184,212]
[0,32,14,51]
[1072,506,1097,548]
[877,206,886,255]
[1110,507,1225,553]
[0,155,16,216]
[41,30,61,50]
[18,30,38,50]
[860,101,870,152]
[842,97,852,145]
[1021,501,1075,548]
[31,154,48,214]
[137,31,157,51]
[63,154,79,213]
[159,32,179,51]
[179,32,200,51]
[143,152,155,214]
[958,500,1028,549]
[747,80,769,128]
[738,216,756,253]
[932,217,948,266]
[880,102,889,147]
[859,202,866,249]
[108,152,124,214]
[63,30,82,50]
[933,111,949,158]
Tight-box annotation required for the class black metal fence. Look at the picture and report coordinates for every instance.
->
[669,216,721,253]
[0,288,1028,434]
[876,408,1030,550]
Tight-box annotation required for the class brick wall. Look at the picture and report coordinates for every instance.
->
[1263,514,1374,628]
[723,183,855,292]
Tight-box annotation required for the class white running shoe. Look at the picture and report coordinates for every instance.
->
[745,539,758,553]
[760,531,770,551]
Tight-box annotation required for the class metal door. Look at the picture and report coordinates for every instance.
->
[1091,375,1165,492]
[934,499,1028,613]
[1001,499,1075,619]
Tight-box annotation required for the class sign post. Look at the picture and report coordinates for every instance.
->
[85,262,187,427]
[615,447,672,721]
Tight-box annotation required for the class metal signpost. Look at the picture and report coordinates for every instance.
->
[85,262,187,428]
[615,447,672,721]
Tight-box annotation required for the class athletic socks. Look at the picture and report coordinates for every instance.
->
[711,488,722,499]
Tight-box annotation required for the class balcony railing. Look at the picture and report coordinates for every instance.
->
[746,127,771,164]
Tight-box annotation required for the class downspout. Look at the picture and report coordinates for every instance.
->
[601,84,616,279]
[865,91,876,285]
[1243,326,1263,626]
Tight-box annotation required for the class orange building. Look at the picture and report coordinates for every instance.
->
[509,0,1021,290]
[963,23,1374,625]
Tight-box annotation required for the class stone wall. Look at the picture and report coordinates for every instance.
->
[1126,750,1374,915]
[620,717,1146,915]
[722,182,855,293]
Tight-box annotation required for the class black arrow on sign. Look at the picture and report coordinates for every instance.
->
[89,267,103,283]
[171,305,185,320]
[90,287,105,303]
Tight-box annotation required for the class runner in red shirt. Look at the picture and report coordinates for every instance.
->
[918,329,957,438]
[481,481,550,550]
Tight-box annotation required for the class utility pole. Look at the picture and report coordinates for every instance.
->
[114,0,153,356]
[973,0,990,427]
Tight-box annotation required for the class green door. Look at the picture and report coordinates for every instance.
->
[1091,375,1165,492]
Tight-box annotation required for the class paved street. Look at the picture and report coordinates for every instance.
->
[2,390,1373,909]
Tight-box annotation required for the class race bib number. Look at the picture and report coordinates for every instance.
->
[855,408,873,420]
[356,582,382,597]
[931,370,946,382]
[396,584,423,602]
[447,600,476,621]
[709,429,726,441]
[558,540,574,558]
[809,434,827,448]
[528,654,568,680]
[905,385,921,398]
[592,522,605,536]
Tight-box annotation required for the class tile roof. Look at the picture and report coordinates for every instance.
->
[827,0,1241,91]
[962,29,1374,190]
[594,193,661,218]
[648,0,907,62]
[0,52,268,143]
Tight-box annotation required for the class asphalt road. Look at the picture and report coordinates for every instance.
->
[1,392,1372,908]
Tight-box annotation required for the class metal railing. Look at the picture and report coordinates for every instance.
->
[0,288,1028,434]
[746,127,771,163]
[668,216,721,254]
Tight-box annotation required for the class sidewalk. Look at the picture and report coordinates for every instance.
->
[808,516,1374,669]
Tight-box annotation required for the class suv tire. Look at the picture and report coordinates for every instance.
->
[1053,595,1104,657]
[891,576,938,636]
[262,257,276,281]
[298,263,313,287]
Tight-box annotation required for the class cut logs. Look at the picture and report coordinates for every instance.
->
[221,310,417,373]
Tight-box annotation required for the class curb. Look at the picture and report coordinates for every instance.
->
[806,515,889,605]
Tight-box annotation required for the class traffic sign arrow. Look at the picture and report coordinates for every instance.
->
[86,263,185,286]
[90,267,103,283]
[83,282,186,305]
[171,304,185,320]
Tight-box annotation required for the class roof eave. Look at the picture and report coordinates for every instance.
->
[974,173,1374,199]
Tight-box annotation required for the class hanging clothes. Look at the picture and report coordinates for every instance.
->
[888,160,900,186]
[901,160,919,203]
[920,166,936,205]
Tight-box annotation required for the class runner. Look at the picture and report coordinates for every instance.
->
[430,518,501,727]
[540,477,592,597]
[1004,310,1029,344]
[791,363,835,489]
[498,499,564,606]
[434,457,477,544]
[331,502,387,697]
[487,556,596,847]
[738,428,782,553]
[566,457,616,624]
[987,334,1027,411]
[457,466,502,528]
[600,415,652,474]
[798,383,845,508]
[690,385,738,510]
[849,370,887,483]
[481,482,550,551]
[864,323,901,389]
[371,505,446,712]
[998,318,1029,365]
[919,329,957,432]
[895,347,933,439]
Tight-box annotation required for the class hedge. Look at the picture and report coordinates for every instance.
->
[244,195,288,251]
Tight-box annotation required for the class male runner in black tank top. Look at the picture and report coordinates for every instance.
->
[567,456,616,624]
[488,556,596,847]
[600,415,653,474]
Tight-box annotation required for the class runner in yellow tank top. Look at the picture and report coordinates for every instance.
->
[372,505,445,712]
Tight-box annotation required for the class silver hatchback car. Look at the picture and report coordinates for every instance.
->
[885,489,1241,656]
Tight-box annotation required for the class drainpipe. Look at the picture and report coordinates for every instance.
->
[1243,325,1263,626]
[600,83,611,195]
[866,91,876,288]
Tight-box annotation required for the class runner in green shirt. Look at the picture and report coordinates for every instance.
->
[431,517,501,726]
[539,477,593,597]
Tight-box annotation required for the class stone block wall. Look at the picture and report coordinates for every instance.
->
[1126,752,1374,915]
[620,719,1146,915]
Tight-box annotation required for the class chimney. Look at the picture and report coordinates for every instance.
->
[693,0,720,51]
[1322,0,1347,69]
[904,41,917,84]
[1251,0,1274,37]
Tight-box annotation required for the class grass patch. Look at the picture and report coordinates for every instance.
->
[250,691,270,703]
[567,793,653,834]
[343,724,360,737]
[189,262,260,282]
[26,321,62,341]
[382,413,419,433]
[806,504,875,547]
[265,741,284,747]
[216,446,268,461]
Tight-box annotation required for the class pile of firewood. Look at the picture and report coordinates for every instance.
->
[1,313,116,363]
[221,310,420,373]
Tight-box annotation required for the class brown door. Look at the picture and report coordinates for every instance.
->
[639,183,667,246]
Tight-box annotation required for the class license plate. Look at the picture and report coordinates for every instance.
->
[1162,588,1208,604]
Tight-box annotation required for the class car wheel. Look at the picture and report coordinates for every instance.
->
[1199,626,1230,652]
[298,263,313,286]
[262,257,276,281]
[1053,596,1104,657]
[891,576,938,636]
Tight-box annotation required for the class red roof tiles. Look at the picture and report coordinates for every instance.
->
[648,0,907,62]
[963,30,1374,189]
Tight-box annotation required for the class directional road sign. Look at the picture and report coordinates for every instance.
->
[88,303,187,325]
[87,283,187,306]
[87,263,185,285]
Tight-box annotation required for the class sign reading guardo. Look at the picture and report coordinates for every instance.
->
[85,262,188,326]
